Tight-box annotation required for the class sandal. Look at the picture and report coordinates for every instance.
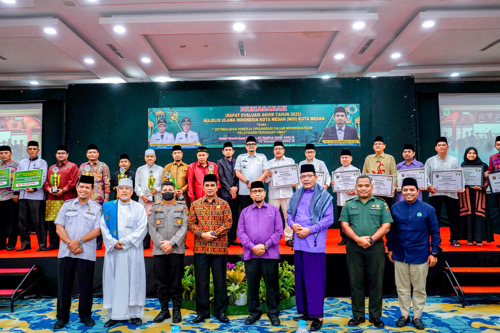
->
[451,240,461,247]
[467,241,474,246]
[476,242,483,246]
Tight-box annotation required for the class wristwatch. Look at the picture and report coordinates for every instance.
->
[171,241,176,246]
[245,180,250,185]
[264,244,269,251]
[431,253,438,258]
[369,237,375,246]
[78,238,83,247]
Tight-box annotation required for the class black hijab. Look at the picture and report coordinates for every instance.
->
[461,147,487,173]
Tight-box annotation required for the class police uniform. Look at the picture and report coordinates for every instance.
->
[339,196,393,320]
[147,200,188,321]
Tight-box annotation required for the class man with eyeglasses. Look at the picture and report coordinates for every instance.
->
[298,144,331,191]
[287,164,334,331]
[265,141,296,247]
[43,145,79,250]
[235,136,269,210]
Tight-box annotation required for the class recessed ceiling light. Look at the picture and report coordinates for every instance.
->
[233,22,246,32]
[1,0,16,4]
[43,27,57,35]
[154,76,174,83]
[334,53,345,60]
[113,25,126,34]
[29,81,39,85]
[450,72,460,77]
[422,20,435,28]
[390,52,401,59]
[141,57,151,64]
[322,75,330,80]
[83,58,95,64]
[352,21,366,30]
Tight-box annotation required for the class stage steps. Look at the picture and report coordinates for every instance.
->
[0,264,40,312]
[443,261,500,307]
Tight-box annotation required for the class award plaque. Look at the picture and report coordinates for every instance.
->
[118,167,127,181]
[51,167,60,193]
[147,170,155,202]
[208,164,214,174]
[84,164,91,176]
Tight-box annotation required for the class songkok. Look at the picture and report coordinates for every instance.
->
[401,177,418,189]
[250,181,265,190]
[172,145,182,152]
[334,106,346,114]
[246,136,257,143]
[403,143,415,151]
[305,143,316,151]
[374,136,384,143]
[495,136,500,143]
[197,146,208,153]
[157,118,167,125]
[78,175,94,184]
[118,178,133,188]
[340,149,351,156]
[223,142,233,149]
[87,143,98,151]
[274,141,284,148]
[27,140,39,147]
[203,174,218,183]
[300,164,315,174]
[119,153,130,161]
[436,136,448,145]
[0,145,11,152]
[181,117,191,124]
[57,144,68,152]
[145,149,156,156]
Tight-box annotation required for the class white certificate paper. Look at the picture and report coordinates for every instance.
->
[270,164,299,188]
[316,172,325,186]
[397,168,426,190]
[431,169,464,191]
[489,171,500,193]
[463,167,483,186]
[332,170,360,192]
[367,174,394,197]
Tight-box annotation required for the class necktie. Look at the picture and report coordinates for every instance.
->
[161,135,164,140]
[185,133,188,138]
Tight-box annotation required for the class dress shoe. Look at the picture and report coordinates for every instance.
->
[245,313,262,325]
[16,246,31,251]
[53,319,68,329]
[269,316,281,326]
[293,314,309,321]
[80,317,95,327]
[46,245,59,251]
[216,314,230,323]
[497,244,500,248]
[396,316,410,327]
[413,318,425,330]
[6,246,15,251]
[37,247,49,251]
[348,317,365,326]
[338,239,348,246]
[131,318,142,326]
[310,318,323,331]
[369,317,385,328]
[154,309,171,323]
[104,319,118,327]
[172,308,182,323]
[192,315,209,323]
[285,240,294,247]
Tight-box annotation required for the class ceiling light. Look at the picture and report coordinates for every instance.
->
[322,75,330,80]
[450,72,460,77]
[83,58,95,64]
[352,21,366,30]
[390,52,401,59]
[102,78,125,84]
[43,27,57,35]
[422,20,435,28]
[113,25,126,34]
[334,53,345,60]
[1,0,16,4]
[154,76,174,83]
[141,57,151,64]
[371,76,377,78]
[29,81,39,85]
[233,22,246,32]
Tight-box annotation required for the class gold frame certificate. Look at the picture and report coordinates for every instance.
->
[463,167,483,187]
[332,170,360,192]
[431,169,464,191]
[270,164,299,188]
[367,174,394,197]
[397,168,426,190]
[488,171,500,193]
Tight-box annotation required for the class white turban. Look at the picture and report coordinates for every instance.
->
[145,149,155,156]
[118,178,133,188]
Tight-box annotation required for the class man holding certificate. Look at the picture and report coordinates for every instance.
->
[298,144,331,191]
[396,144,424,202]
[424,137,462,247]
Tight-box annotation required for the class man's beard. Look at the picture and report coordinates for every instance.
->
[254,199,263,204]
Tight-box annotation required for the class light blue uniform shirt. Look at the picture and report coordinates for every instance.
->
[235,153,269,195]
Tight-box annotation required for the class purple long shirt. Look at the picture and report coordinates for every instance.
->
[286,188,334,253]
[237,202,283,260]
[396,159,424,202]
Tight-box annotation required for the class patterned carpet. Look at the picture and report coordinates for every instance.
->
[0,296,499,332]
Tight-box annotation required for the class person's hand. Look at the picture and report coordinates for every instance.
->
[67,239,80,252]
[323,185,328,190]
[114,241,124,250]
[427,255,438,267]
[268,171,273,178]
[71,247,83,255]
[387,251,394,263]
[231,192,237,199]
[174,189,183,197]
[346,190,356,195]
[457,189,465,193]
[296,227,311,239]
[291,223,302,233]
[160,240,173,254]
[331,180,335,187]
[419,187,427,192]
[12,194,19,203]
[292,183,297,188]
[201,232,217,241]
[104,198,109,202]
[252,244,266,256]
[55,189,64,197]
[428,186,437,194]
[229,186,238,195]
[472,186,482,191]
[356,236,371,249]
[141,195,149,203]
[151,189,158,195]
[247,181,252,189]
[485,171,490,178]
[25,187,34,193]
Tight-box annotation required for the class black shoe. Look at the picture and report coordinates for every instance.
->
[310,319,323,331]
[47,245,59,251]
[192,315,209,323]
[80,317,95,327]
[338,239,348,245]
[245,313,262,325]
[36,247,49,251]
[216,314,229,323]
[154,309,171,323]
[104,319,118,327]
[293,314,309,321]
[451,240,461,247]
[131,318,142,326]
[285,240,294,247]
[497,244,500,248]
[53,319,68,329]
[369,317,385,328]
[16,246,31,251]
[396,316,409,327]
[269,316,281,326]
[6,246,15,251]
[172,308,182,323]
[348,317,365,326]
[413,318,425,330]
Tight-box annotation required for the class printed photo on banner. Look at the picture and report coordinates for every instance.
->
[148,104,360,149]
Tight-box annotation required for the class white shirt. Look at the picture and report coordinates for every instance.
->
[298,158,331,187]
[135,164,164,205]
[150,131,175,144]
[235,153,269,195]
[333,164,359,206]
[424,154,462,199]
[336,125,345,141]
[174,130,200,144]
[265,156,296,199]
[17,157,47,200]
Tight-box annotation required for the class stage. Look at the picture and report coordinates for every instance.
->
[1,228,499,298]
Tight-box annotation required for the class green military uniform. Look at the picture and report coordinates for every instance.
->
[339,196,393,320]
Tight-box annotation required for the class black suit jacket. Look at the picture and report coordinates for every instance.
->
[216,157,238,199]
[321,125,359,141]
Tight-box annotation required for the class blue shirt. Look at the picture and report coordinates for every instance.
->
[387,200,441,265]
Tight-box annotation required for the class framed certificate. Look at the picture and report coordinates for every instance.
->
[316,172,325,186]
[332,170,360,192]
[270,164,299,188]
[463,167,483,187]
[431,169,464,191]
[0,168,11,189]
[12,169,44,190]
[488,171,500,193]
[397,168,426,190]
[367,174,394,197]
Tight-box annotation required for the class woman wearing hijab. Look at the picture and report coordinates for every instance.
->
[459,147,494,246]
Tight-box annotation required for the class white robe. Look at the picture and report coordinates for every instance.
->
[101,200,148,320]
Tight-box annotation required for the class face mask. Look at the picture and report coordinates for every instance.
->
[162,192,175,201]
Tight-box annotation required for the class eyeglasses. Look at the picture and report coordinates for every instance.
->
[273,148,284,151]
[56,152,67,155]
[250,189,265,194]
[246,143,256,146]
[300,174,316,179]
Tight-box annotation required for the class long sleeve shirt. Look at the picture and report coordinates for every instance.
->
[17,157,47,200]
[78,160,111,203]
[362,153,397,176]
[286,188,334,253]
[187,161,220,202]
[298,158,331,187]
[162,161,189,193]
[235,153,269,195]
[488,152,500,172]
[135,164,164,205]
[44,160,79,201]
[396,159,424,202]
[0,159,18,201]
[265,156,296,199]
[387,200,441,265]
[424,154,461,199]
[333,164,359,206]
[110,169,138,201]
[237,202,283,260]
